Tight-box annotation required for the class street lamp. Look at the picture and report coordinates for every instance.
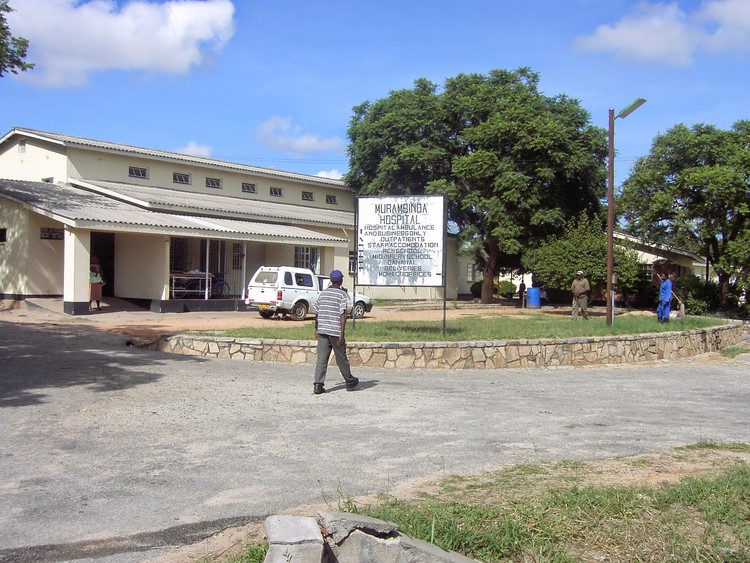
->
[607,97,646,326]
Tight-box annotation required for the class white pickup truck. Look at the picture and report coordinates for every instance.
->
[245,266,373,321]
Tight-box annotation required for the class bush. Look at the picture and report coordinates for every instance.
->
[469,281,482,298]
[674,275,721,315]
[470,280,500,298]
[497,280,516,297]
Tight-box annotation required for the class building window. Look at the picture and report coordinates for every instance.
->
[232,243,243,270]
[294,246,319,272]
[301,191,314,202]
[170,238,187,272]
[325,194,338,205]
[173,172,191,185]
[270,186,283,198]
[0,228,7,243]
[242,182,257,194]
[129,166,148,179]
[206,177,222,189]
[18,140,26,154]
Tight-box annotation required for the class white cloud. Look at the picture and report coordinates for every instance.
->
[575,1,750,66]
[254,116,346,155]
[8,0,236,87]
[175,140,213,157]
[315,169,344,180]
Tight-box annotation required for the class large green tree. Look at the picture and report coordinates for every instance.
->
[0,0,33,78]
[345,68,607,302]
[619,121,750,305]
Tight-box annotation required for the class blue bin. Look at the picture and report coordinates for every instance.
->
[526,287,541,309]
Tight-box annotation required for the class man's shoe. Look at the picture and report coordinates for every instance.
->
[346,377,359,391]
[313,384,325,395]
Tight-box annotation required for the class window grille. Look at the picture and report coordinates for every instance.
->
[242,183,257,193]
[325,194,337,205]
[270,186,283,197]
[294,246,319,272]
[206,177,222,189]
[129,166,148,179]
[302,191,314,201]
[173,172,190,184]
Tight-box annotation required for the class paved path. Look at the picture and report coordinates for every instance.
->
[0,306,749,562]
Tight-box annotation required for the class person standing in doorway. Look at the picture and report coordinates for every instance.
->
[571,270,590,320]
[657,272,673,323]
[312,270,359,395]
[89,265,105,311]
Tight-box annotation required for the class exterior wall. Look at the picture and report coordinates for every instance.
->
[66,148,354,212]
[0,138,69,183]
[27,213,65,295]
[116,233,171,300]
[0,198,30,296]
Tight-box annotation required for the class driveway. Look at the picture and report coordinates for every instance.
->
[1,304,749,562]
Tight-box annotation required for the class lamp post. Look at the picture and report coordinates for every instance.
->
[607,97,646,326]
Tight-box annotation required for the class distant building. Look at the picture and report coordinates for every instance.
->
[0,127,457,314]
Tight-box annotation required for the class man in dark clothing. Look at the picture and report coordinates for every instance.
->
[570,270,590,320]
[312,269,359,395]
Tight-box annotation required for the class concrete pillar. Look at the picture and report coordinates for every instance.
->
[63,227,91,315]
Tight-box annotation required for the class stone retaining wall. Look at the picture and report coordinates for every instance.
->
[155,322,742,369]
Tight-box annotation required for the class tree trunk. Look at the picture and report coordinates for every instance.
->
[718,272,731,307]
[481,238,499,304]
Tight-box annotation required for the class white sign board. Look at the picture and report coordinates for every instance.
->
[357,195,445,287]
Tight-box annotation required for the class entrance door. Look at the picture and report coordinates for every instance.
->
[91,232,115,296]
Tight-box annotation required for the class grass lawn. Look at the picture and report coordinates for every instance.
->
[205,313,726,343]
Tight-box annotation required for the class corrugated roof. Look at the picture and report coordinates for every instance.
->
[4,127,349,190]
[0,179,349,246]
[72,179,354,228]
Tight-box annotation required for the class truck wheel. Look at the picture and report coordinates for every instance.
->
[258,310,274,319]
[352,301,366,319]
[290,302,309,321]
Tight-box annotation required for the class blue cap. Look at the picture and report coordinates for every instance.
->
[329,270,344,282]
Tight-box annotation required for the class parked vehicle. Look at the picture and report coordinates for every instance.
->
[245,266,373,321]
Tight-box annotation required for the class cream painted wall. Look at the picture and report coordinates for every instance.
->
[66,148,354,213]
[27,213,65,295]
[63,227,91,303]
[116,233,170,299]
[0,138,69,183]
[0,198,29,295]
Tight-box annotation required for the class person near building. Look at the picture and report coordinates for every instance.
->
[571,270,590,320]
[312,269,359,395]
[89,265,105,311]
[657,272,673,323]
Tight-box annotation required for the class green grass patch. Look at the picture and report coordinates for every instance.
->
[722,345,750,359]
[203,314,724,342]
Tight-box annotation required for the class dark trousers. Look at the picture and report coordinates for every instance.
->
[314,334,355,386]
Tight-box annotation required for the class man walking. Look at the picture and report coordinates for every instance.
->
[571,270,590,320]
[312,270,359,395]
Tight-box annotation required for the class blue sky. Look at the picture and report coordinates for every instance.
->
[3,0,749,186]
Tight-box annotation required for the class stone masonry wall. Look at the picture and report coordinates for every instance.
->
[155,323,742,369]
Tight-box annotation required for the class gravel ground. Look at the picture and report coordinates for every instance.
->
[1,299,748,562]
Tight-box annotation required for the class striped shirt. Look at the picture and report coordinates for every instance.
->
[314,287,347,337]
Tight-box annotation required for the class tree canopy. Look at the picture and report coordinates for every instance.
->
[619,121,750,304]
[345,68,607,302]
[0,0,33,78]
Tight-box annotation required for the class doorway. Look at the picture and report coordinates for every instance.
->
[91,232,115,297]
